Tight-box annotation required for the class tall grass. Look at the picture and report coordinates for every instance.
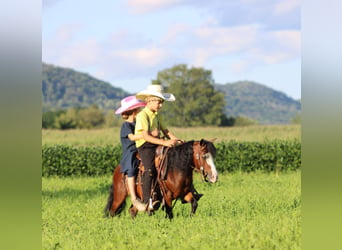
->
[42,124,301,146]
[42,171,301,249]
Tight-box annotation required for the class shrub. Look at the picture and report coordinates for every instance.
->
[42,140,301,177]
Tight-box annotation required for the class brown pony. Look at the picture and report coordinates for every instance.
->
[104,139,218,219]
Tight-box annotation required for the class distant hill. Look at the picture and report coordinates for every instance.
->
[42,63,301,124]
[42,63,129,112]
[214,81,301,124]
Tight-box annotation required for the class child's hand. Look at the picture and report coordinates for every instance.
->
[176,139,184,145]
[163,139,178,147]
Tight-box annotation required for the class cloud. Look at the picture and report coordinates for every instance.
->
[274,0,300,15]
[43,0,300,91]
[127,0,186,14]
[111,48,169,68]
[229,29,300,72]
[259,29,300,62]
[42,23,84,64]
[43,21,300,82]
[159,23,189,45]
[194,25,259,51]
[57,39,101,67]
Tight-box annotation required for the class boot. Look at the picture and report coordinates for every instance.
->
[142,171,153,204]
[132,198,147,211]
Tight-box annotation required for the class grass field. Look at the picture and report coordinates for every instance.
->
[42,171,301,249]
[42,124,301,146]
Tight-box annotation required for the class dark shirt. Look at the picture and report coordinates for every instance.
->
[119,121,140,177]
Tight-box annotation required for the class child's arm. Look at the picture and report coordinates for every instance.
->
[128,133,143,141]
[141,130,176,147]
[163,129,183,142]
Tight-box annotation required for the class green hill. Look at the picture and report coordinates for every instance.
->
[214,81,301,124]
[42,63,129,112]
[42,63,301,124]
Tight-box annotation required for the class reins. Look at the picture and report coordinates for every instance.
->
[149,146,170,206]
[193,141,208,182]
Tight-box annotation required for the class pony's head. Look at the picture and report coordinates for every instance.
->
[193,139,218,183]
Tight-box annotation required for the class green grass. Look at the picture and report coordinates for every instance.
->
[42,124,301,146]
[42,171,301,249]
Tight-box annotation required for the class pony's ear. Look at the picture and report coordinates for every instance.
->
[200,138,216,145]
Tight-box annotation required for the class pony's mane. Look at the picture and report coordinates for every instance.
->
[204,140,217,158]
[164,140,216,172]
[165,141,195,172]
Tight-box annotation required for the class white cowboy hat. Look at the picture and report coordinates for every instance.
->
[115,96,146,114]
[136,84,175,102]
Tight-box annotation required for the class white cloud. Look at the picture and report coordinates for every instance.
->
[194,25,259,52]
[59,39,101,66]
[55,23,83,42]
[258,29,300,63]
[229,29,300,73]
[274,30,301,51]
[159,23,189,45]
[127,0,186,14]
[274,0,300,15]
[112,48,169,68]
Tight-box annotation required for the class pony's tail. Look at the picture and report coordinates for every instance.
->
[103,184,114,217]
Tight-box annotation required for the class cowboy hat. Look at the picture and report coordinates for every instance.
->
[115,96,146,114]
[136,84,175,102]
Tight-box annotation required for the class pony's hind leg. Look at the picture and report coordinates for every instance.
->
[107,165,128,216]
[128,205,138,218]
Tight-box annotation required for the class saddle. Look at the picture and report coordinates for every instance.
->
[136,145,169,180]
[134,146,169,209]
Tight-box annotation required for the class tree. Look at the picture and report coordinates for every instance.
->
[54,108,78,129]
[42,110,65,129]
[104,110,122,128]
[77,104,105,128]
[234,116,259,126]
[156,64,226,126]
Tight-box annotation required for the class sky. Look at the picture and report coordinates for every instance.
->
[42,0,301,99]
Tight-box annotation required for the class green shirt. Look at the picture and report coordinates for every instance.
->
[135,107,167,148]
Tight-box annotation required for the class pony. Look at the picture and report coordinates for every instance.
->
[104,139,218,219]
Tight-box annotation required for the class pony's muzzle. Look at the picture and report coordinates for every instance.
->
[209,174,218,183]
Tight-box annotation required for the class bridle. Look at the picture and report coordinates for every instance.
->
[193,141,211,182]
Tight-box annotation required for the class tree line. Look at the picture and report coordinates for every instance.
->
[42,104,260,129]
[42,64,300,129]
[42,105,121,129]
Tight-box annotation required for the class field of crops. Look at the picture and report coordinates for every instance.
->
[42,124,301,146]
[42,125,301,249]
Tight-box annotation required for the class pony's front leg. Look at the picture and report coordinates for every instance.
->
[183,192,198,215]
[163,192,174,219]
[190,198,198,215]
